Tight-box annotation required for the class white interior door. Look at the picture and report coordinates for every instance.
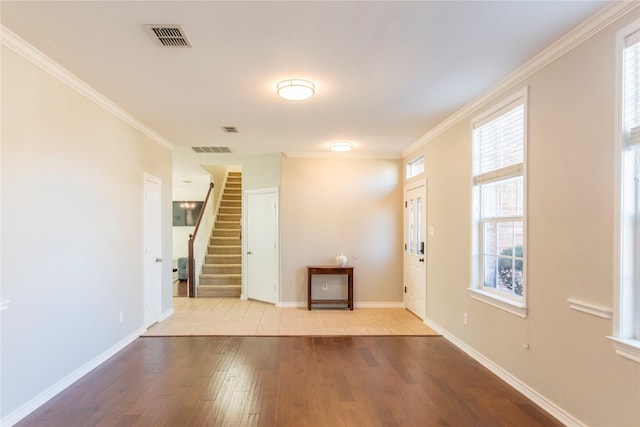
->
[404,183,427,319]
[246,189,278,304]
[143,174,162,328]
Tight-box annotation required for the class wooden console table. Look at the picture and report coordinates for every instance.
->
[307,265,354,310]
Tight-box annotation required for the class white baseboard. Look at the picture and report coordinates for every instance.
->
[423,317,585,427]
[1,327,145,427]
[159,307,174,321]
[276,301,404,308]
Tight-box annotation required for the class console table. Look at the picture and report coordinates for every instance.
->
[307,265,354,310]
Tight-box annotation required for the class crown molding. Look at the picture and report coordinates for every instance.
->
[402,1,640,158]
[284,151,402,160]
[1,25,174,151]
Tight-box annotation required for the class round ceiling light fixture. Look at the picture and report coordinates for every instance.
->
[330,142,353,152]
[277,79,315,100]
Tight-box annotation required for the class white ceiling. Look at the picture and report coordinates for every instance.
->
[2,1,607,167]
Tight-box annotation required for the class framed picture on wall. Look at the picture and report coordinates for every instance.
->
[172,201,203,226]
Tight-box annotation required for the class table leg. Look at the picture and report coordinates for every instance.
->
[307,270,312,310]
[348,271,354,310]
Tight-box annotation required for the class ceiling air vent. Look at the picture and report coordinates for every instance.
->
[146,25,192,48]
[222,126,239,133]
[192,147,232,154]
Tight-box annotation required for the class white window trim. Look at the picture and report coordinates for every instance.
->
[607,337,640,363]
[406,155,425,179]
[470,87,528,318]
[612,21,640,362]
[469,288,527,318]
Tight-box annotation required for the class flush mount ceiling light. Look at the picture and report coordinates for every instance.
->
[277,79,315,100]
[330,142,353,152]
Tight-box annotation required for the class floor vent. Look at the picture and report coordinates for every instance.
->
[222,126,239,133]
[146,25,192,48]
[192,147,232,154]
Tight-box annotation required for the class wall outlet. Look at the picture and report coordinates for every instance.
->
[119,311,124,323]
[463,312,469,325]
[322,281,328,290]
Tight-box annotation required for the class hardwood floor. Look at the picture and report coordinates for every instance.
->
[16,336,560,427]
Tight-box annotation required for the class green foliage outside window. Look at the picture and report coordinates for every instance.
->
[498,245,523,296]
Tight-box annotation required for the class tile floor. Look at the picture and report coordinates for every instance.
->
[144,297,439,336]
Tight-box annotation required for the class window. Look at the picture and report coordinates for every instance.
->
[408,196,423,255]
[406,156,424,179]
[470,89,527,317]
[611,23,640,362]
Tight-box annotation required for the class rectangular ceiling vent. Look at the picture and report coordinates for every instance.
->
[146,25,192,48]
[192,147,232,154]
[222,126,239,133]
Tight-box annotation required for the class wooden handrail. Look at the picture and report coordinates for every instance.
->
[188,182,215,297]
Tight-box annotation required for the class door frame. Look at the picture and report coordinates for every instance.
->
[403,179,427,318]
[242,187,280,304]
[143,173,162,328]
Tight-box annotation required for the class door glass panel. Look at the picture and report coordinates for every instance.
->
[417,197,422,254]
[409,199,415,254]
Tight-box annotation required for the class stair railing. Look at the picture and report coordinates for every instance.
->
[188,182,214,297]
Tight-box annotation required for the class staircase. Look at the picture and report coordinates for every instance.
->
[197,171,242,297]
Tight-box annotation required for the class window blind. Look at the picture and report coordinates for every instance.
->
[625,29,640,149]
[473,102,524,184]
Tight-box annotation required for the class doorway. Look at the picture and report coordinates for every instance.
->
[144,174,162,327]
[404,181,427,319]
[245,188,279,304]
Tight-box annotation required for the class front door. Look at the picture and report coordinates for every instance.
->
[246,189,278,304]
[143,174,162,327]
[404,183,427,319]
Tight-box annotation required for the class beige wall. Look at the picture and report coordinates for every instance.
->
[242,153,281,191]
[404,9,640,426]
[1,45,173,419]
[206,164,229,215]
[281,157,403,304]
